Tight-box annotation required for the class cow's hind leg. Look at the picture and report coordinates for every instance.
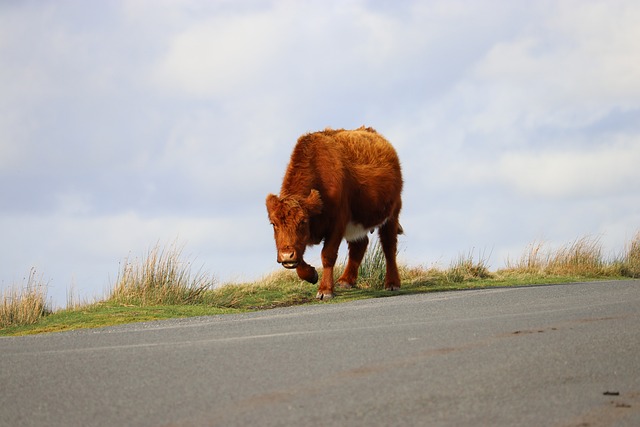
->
[379,217,401,291]
[337,236,369,288]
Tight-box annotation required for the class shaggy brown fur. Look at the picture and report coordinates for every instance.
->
[266,126,403,299]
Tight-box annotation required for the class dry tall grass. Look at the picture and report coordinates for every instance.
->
[504,237,607,276]
[1,268,49,328]
[620,232,640,278]
[446,248,492,283]
[505,241,546,274]
[109,242,215,305]
[546,236,607,276]
[503,234,640,278]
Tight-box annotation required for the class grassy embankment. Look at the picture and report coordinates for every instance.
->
[2,233,639,337]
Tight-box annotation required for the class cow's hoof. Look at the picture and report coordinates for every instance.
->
[310,270,319,284]
[385,285,400,292]
[337,280,354,289]
[316,291,334,300]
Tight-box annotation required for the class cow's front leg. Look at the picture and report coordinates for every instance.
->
[316,237,341,300]
[296,260,318,284]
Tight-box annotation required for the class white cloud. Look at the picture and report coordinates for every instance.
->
[150,1,506,102]
[469,0,640,132]
[153,9,286,97]
[499,137,640,199]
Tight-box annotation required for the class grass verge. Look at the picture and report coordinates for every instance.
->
[2,233,639,337]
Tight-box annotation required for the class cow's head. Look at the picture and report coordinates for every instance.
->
[265,190,323,269]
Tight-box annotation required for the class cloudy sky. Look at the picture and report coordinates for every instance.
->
[2,0,639,307]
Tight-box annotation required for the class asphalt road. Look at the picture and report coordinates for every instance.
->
[2,280,639,427]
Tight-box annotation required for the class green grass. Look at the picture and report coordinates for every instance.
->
[0,303,239,336]
[2,233,639,337]
[356,240,387,289]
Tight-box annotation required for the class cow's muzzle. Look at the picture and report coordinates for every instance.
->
[277,249,298,269]
[281,261,298,269]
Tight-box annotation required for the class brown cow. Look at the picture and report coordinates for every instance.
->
[266,126,403,299]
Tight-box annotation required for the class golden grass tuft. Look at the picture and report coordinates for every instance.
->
[109,242,215,306]
[1,268,50,328]
[502,234,640,278]
[503,237,606,277]
[545,236,606,276]
[620,232,640,278]
[505,241,546,274]
[446,249,492,283]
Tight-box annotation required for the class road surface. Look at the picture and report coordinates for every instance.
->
[2,280,639,426]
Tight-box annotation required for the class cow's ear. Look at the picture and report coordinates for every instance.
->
[304,189,323,216]
[266,194,279,213]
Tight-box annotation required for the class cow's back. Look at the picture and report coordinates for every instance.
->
[335,128,402,188]
[337,128,399,168]
[341,128,402,226]
[309,127,402,231]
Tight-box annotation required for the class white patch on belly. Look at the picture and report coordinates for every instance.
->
[344,219,388,242]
